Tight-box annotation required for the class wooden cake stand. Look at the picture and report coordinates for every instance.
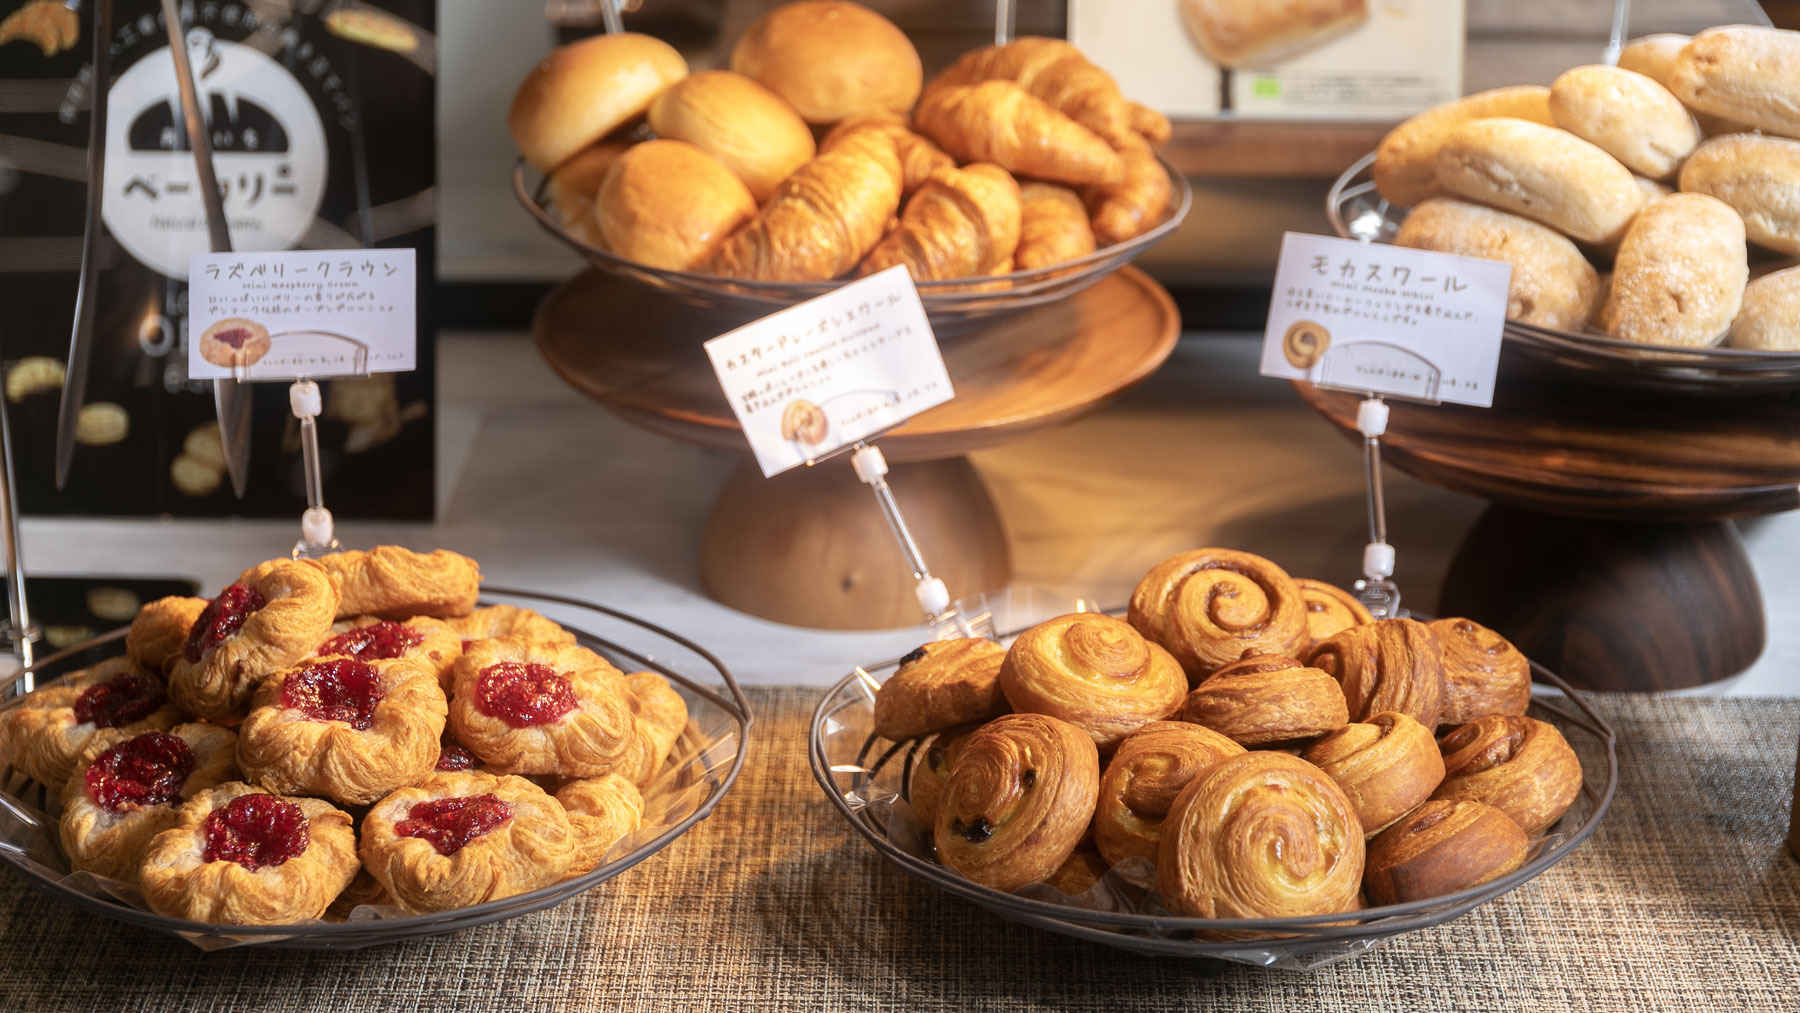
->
[1295,355,1800,691]
[536,266,1180,630]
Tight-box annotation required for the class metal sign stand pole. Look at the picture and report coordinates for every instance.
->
[289,380,339,558]
[0,389,38,694]
[847,442,992,639]
[1353,395,1401,618]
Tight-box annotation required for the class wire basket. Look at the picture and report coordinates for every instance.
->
[1326,152,1800,396]
[0,587,752,950]
[808,599,1617,970]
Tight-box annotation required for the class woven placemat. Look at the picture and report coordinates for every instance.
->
[3,689,1795,1012]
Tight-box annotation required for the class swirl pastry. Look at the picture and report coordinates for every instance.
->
[1157,751,1364,926]
[1307,618,1445,729]
[315,546,481,621]
[1093,720,1243,872]
[873,637,1008,742]
[1364,799,1528,905]
[446,604,577,650]
[1045,838,1112,896]
[2,657,181,789]
[556,773,644,875]
[1294,578,1372,656]
[316,615,463,692]
[1432,715,1582,836]
[1128,548,1309,681]
[140,782,359,925]
[125,596,209,676]
[1178,652,1349,748]
[237,656,448,806]
[58,724,239,885]
[360,770,576,913]
[1302,712,1445,836]
[907,722,980,830]
[1430,619,1531,728]
[610,671,690,787]
[934,713,1100,891]
[998,613,1186,750]
[448,637,636,777]
[168,559,340,723]
[1282,320,1330,368]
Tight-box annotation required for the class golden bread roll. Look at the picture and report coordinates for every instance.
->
[1678,134,1800,256]
[1293,578,1373,658]
[1634,175,1673,211]
[508,32,687,171]
[547,140,632,245]
[1434,117,1643,245]
[934,713,1099,892]
[1372,86,1554,208]
[1394,197,1601,331]
[1364,799,1528,905]
[706,129,902,281]
[872,637,1008,742]
[1015,182,1097,270]
[998,613,1187,751]
[907,722,980,829]
[647,70,816,204]
[1548,65,1699,181]
[913,80,1123,187]
[1430,618,1531,729]
[1307,617,1445,729]
[594,139,756,271]
[730,0,921,124]
[1433,715,1582,837]
[1302,712,1444,837]
[859,163,1022,280]
[1178,0,1368,70]
[821,111,953,197]
[1729,265,1800,351]
[1128,548,1309,682]
[1598,192,1747,348]
[1668,25,1800,140]
[1616,33,1750,135]
[1092,720,1243,873]
[1178,652,1349,748]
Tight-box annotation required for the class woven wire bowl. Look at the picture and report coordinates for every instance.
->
[808,600,1617,970]
[1326,152,1800,396]
[0,587,752,950]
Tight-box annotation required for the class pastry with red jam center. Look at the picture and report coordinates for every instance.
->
[167,558,341,723]
[1,656,182,789]
[316,615,462,691]
[197,317,271,369]
[58,724,239,885]
[448,637,637,777]
[445,604,577,653]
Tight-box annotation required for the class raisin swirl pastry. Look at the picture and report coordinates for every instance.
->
[934,713,1100,892]
[556,773,644,875]
[1178,651,1349,748]
[610,671,690,787]
[1364,799,1528,905]
[1157,751,1364,928]
[1430,618,1531,729]
[360,770,576,913]
[873,637,1008,742]
[1293,578,1372,657]
[58,724,239,885]
[168,558,340,723]
[445,604,577,649]
[316,615,463,691]
[902,723,976,832]
[1093,720,1243,872]
[2,657,181,789]
[237,656,447,806]
[125,596,209,677]
[1045,838,1112,896]
[1303,712,1445,837]
[140,782,359,925]
[449,636,637,777]
[998,613,1186,751]
[1307,617,1446,729]
[317,546,481,621]
[1432,715,1582,836]
[1128,548,1309,682]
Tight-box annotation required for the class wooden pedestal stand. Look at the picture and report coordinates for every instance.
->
[535,266,1180,630]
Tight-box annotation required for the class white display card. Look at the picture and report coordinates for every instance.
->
[705,266,953,477]
[1260,233,1511,407]
[188,249,417,380]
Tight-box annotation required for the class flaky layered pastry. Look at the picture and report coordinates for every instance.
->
[1307,617,1446,729]
[1292,578,1373,657]
[1432,715,1582,836]
[125,596,209,677]
[2,657,181,789]
[1092,720,1243,873]
[998,613,1186,750]
[1364,799,1528,905]
[556,773,644,875]
[1128,548,1309,682]
[316,546,481,621]
[168,558,341,723]
[873,637,1009,742]
[316,614,463,691]
[907,722,981,830]
[935,713,1099,892]
[1431,619,1531,729]
[1302,711,1445,837]
[609,671,690,787]
[448,637,637,777]
[1178,651,1349,748]
[59,724,239,885]
[445,604,577,648]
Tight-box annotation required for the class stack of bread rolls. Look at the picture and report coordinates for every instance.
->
[873,547,1583,926]
[507,2,1174,283]
[1374,24,1800,352]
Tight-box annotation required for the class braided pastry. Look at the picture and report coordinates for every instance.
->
[448,637,637,777]
[1302,712,1444,837]
[998,613,1186,750]
[1364,799,1528,905]
[1093,720,1243,872]
[1293,578,1372,657]
[556,773,644,875]
[874,637,1008,742]
[1307,618,1446,729]
[1432,715,1582,836]
[2,657,181,789]
[907,722,981,830]
[1128,548,1309,682]
[169,559,341,723]
[1178,652,1349,748]
[1431,619,1531,728]
[934,713,1099,891]
[315,546,481,621]
[125,596,208,677]
[58,724,239,885]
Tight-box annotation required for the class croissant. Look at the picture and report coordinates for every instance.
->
[998,612,1187,750]
[932,37,1137,148]
[1129,100,1173,148]
[1015,183,1097,270]
[1293,578,1373,657]
[934,713,1099,891]
[860,164,1022,280]
[1178,651,1349,747]
[913,80,1122,187]
[1303,712,1445,837]
[1364,799,1528,905]
[706,129,903,281]
[1431,619,1531,728]
[1092,720,1243,873]
[1432,715,1582,836]
[1307,618,1446,729]
[1128,548,1310,682]
[822,111,953,197]
[1083,137,1172,246]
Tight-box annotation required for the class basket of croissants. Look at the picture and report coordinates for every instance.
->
[508,1,1189,323]
[810,548,1616,967]
[0,546,750,948]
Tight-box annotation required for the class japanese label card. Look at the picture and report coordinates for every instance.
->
[705,266,953,477]
[188,249,416,380]
[1260,233,1511,407]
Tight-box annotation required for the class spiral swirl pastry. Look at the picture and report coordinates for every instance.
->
[1302,712,1445,837]
[1282,320,1330,368]
[1364,799,1528,905]
[1294,578,1372,656]
[1093,720,1244,871]
[1128,549,1309,682]
[1432,715,1582,836]
[1156,751,1364,925]
[934,713,1100,892]
[1307,618,1445,729]
[907,722,981,830]
[998,613,1187,750]
[1178,652,1350,748]
[1431,619,1531,729]
[1044,838,1112,896]
[874,637,1008,742]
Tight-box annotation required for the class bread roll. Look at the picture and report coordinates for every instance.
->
[1435,118,1642,245]
[1669,25,1800,140]
[1678,134,1800,256]
[1728,266,1800,351]
[1598,192,1747,348]
[1372,86,1554,208]
[1179,0,1367,69]
[547,140,632,244]
[1617,33,1750,135]
[594,140,755,271]
[1394,198,1601,330]
[647,71,815,204]
[1548,65,1698,181]
[730,1,922,124]
[509,33,687,172]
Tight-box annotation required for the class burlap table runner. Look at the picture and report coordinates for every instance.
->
[3,689,1795,1012]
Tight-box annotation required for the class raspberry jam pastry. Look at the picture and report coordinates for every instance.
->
[197,317,271,369]
[610,671,689,787]
[125,596,209,677]
[58,724,239,885]
[318,546,481,621]
[448,637,637,777]
[1,656,182,789]
[359,770,576,913]
[445,604,577,650]
[556,773,644,875]
[167,558,341,723]
[316,615,462,691]
[139,782,359,925]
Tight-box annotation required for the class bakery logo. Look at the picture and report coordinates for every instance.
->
[1282,320,1331,368]
[196,316,271,369]
[102,28,327,280]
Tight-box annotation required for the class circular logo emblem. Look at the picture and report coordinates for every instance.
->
[1282,320,1332,369]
